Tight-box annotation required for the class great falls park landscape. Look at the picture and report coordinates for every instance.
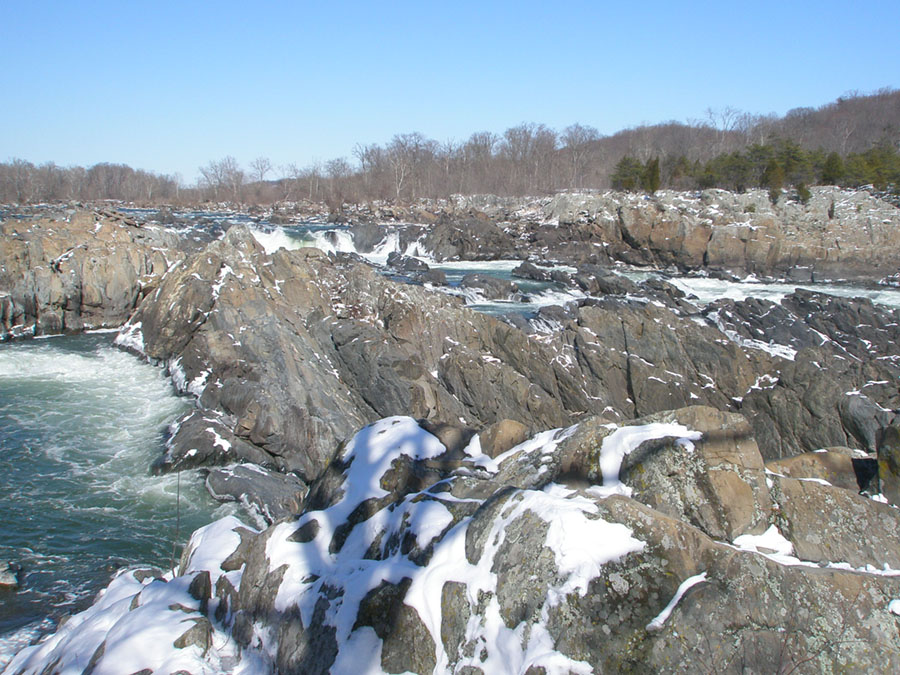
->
[2,77,900,674]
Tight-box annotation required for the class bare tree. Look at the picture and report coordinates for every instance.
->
[325,158,351,211]
[199,156,244,204]
[562,123,600,188]
[250,156,273,183]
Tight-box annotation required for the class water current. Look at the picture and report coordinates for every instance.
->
[0,334,233,666]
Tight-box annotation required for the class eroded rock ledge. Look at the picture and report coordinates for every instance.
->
[0,207,187,338]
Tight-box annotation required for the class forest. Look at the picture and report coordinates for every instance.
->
[1,88,897,208]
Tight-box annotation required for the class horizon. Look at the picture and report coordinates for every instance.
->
[2,1,898,183]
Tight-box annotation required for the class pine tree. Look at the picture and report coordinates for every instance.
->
[763,161,784,204]
[642,158,660,193]
[821,152,844,185]
[611,156,644,191]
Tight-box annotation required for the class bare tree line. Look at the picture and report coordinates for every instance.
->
[2,88,897,208]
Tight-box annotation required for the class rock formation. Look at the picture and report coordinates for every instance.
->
[0,207,186,338]
[3,192,900,673]
[9,410,900,673]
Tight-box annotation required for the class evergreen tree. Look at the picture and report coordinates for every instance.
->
[611,156,644,191]
[642,158,660,193]
[821,152,845,185]
[763,160,784,204]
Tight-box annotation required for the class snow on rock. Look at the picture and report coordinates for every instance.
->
[257,416,639,673]
[5,517,256,675]
[11,408,900,673]
[113,320,145,355]
[646,572,708,631]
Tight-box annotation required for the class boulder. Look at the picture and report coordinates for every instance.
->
[206,464,308,523]
[386,251,429,273]
[765,450,876,492]
[771,474,900,568]
[0,561,21,589]
[478,418,530,458]
[459,273,520,300]
[571,264,639,296]
[153,410,274,474]
[511,261,552,281]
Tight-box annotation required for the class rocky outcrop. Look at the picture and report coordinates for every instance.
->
[108,220,899,504]
[6,195,900,673]
[355,188,900,279]
[517,187,900,279]
[706,290,900,459]
[121,225,610,488]
[16,409,900,673]
[421,218,519,261]
[0,207,185,338]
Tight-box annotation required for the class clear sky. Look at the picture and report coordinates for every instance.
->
[2,0,897,183]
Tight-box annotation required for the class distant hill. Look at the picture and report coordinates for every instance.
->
[1,89,898,205]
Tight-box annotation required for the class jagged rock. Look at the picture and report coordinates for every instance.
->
[459,273,520,300]
[126,227,608,485]
[0,208,185,338]
[173,617,213,653]
[206,464,308,523]
[421,219,518,261]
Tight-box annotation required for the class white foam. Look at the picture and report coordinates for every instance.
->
[249,226,305,254]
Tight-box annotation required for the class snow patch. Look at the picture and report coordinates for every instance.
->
[646,572,708,631]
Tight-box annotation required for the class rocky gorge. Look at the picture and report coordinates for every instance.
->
[3,187,900,673]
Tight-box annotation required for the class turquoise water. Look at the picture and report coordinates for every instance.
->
[0,334,233,665]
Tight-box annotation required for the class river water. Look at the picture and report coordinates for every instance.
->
[0,334,233,666]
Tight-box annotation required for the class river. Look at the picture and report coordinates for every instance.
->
[0,334,234,667]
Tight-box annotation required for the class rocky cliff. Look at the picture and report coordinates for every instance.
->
[116,223,899,498]
[0,207,186,338]
[3,199,900,673]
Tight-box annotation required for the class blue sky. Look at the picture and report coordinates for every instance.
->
[2,0,897,183]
